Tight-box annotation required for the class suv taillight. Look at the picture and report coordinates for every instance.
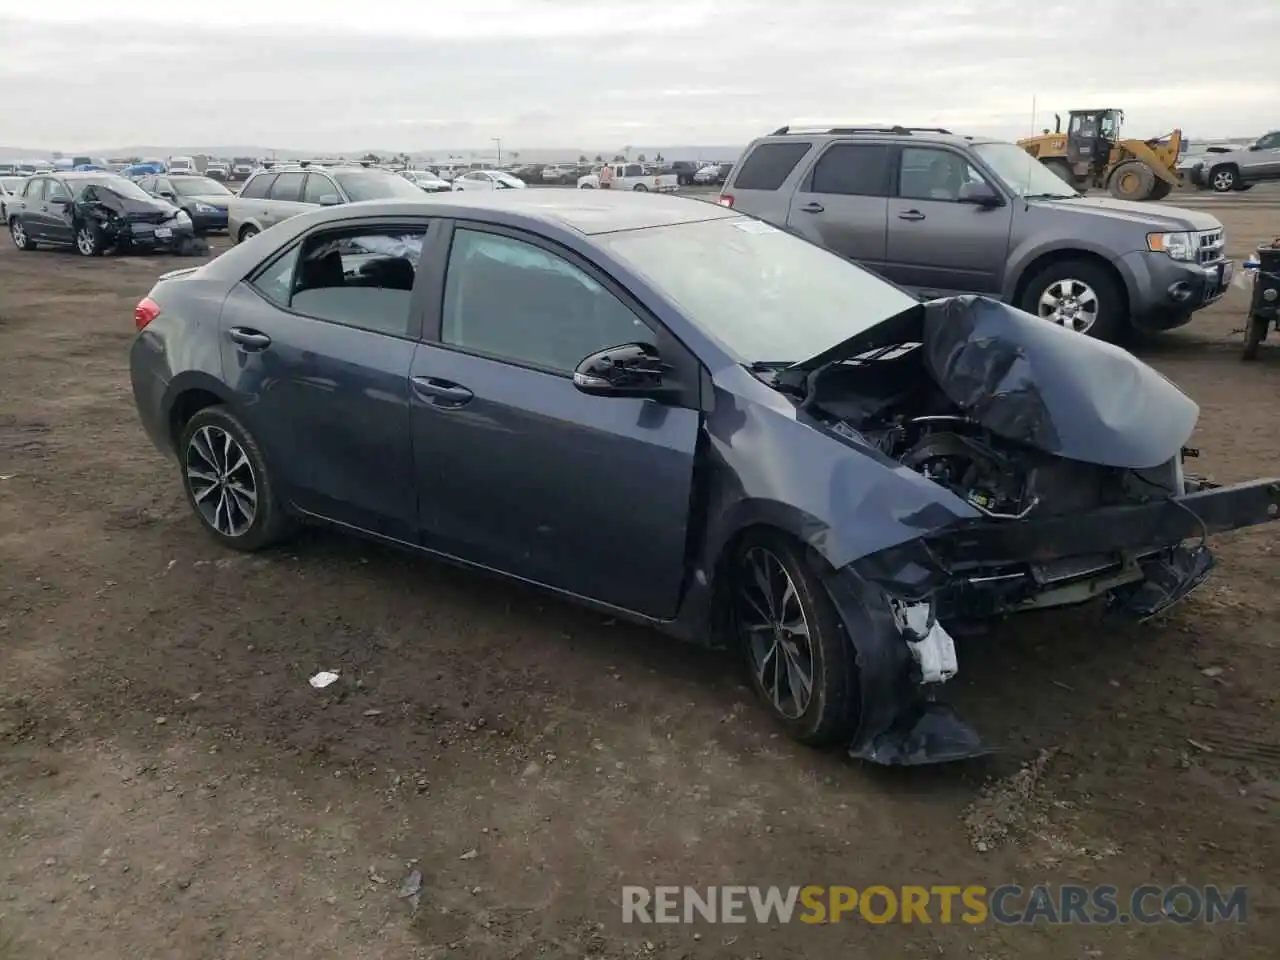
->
[717,193,734,208]
[134,297,161,330]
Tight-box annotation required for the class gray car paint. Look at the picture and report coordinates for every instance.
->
[129,190,1280,764]
[727,133,1230,330]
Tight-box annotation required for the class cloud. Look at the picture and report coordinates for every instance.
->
[0,0,1271,153]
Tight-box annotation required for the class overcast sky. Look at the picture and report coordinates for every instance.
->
[0,0,1273,153]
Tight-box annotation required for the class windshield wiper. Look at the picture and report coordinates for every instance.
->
[747,361,791,372]
[1022,192,1078,200]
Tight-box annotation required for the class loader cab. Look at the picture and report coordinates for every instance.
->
[1066,109,1123,166]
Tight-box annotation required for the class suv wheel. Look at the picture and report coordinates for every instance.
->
[238,224,259,243]
[1210,165,1238,192]
[1020,259,1124,342]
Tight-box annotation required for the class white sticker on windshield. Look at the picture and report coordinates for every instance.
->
[731,220,779,234]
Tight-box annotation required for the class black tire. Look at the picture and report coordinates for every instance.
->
[1242,312,1268,361]
[1209,164,1238,193]
[75,221,104,257]
[9,217,36,251]
[731,529,860,745]
[238,224,259,243]
[177,406,293,552]
[1108,160,1156,200]
[1019,258,1126,342]
[633,183,649,192]
[1148,179,1172,201]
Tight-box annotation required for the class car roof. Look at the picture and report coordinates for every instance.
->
[302,190,738,236]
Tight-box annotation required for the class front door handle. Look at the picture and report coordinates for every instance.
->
[411,375,474,408]
[799,202,825,213]
[228,327,272,350]
[898,210,926,221]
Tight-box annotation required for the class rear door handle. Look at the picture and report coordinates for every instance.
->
[799,202,824,213]
[228,327,272,350]
[898,210,926,221]
[411,375,474,408]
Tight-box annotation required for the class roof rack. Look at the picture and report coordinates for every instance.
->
[769,125,953,136]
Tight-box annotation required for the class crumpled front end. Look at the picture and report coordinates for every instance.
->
[780,296,1280,765]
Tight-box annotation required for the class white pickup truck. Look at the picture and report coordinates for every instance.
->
[577,162,678,193]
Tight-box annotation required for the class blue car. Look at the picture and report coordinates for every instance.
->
[127,191,1280,764]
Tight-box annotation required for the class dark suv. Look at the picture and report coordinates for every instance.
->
[721,125,1234,341]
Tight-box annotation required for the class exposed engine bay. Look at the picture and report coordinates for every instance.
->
[790,341,1186,525]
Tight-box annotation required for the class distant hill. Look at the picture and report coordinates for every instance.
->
[0,144,748,164]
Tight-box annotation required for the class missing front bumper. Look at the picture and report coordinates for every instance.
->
[833,478,1280,766]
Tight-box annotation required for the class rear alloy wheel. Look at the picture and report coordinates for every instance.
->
[1021,259,1124,341]
[1210,166,1237,192]
[75,223,103,257]
[733,531,859,745]
[179,406,292,552]
[9,218,35,251]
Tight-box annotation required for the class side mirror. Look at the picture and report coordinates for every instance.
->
[1247,142,1261,151]
[957,181,1003,207]
[572,342,676,400]
[159,191,176,200]
[317,194,342,206]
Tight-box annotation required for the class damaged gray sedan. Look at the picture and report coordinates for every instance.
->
[128,191,1280,765]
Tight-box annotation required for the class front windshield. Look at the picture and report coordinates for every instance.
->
[332,171,425,202]
[173,177,232,196]
[972,141,1078,198]
[599,217,919,364]
[72,176,152,201]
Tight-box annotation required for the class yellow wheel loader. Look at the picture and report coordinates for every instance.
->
[1017,109,1184,201]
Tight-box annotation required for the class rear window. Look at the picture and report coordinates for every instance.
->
[240,173,276,199]
[731,141,813,190]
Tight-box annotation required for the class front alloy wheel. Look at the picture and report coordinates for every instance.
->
[739,546,814,720]
[76,224,101,256]
[731,532,859,745]
[1211,167,1237,192]
[1037,277,1100,334]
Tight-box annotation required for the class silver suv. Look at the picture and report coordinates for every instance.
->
[722,125,1233,341]
[1188,130,1280,192]
[228,164,425,243]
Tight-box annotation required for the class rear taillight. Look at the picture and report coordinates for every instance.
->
[134,297,161,330]
[717,193,734,208]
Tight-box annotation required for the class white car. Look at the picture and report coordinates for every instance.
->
[693,164,721,184]
[451,170,527,192]
[167,156,197,175]
[402,170,452,193]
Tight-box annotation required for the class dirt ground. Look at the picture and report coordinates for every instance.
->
[1,194,1278,960]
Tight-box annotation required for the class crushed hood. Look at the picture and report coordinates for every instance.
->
[791,295,1199,470]
[88,189,181,219]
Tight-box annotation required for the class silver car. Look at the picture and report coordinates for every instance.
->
[1189,130,1280,192]
[227,165,425,243]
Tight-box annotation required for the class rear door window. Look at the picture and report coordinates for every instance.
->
[731,142,813,190]
[269,172,306,202]
[249,226,429,337]
[807,144,891,196]
[240,173,276,199]
[302,173,339,205]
